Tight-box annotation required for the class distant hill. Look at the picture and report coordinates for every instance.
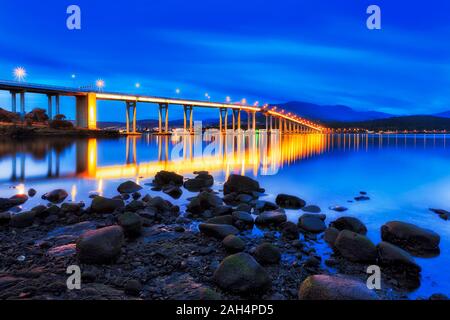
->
[434,111,450,118]
[274,101,393,122]
[327,115,450,131]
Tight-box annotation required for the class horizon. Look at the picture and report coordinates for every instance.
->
[0,1,449,121]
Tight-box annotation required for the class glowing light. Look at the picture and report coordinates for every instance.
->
[226,96,231,103]
[135,83,141,88]
[71,184,77,202]
[176,88,181,94]
[71,74,76,79]
[13,67,27,82]
[253,101,259,106]
[16,183,25,195]
[96,79,105,91]
[241,98,247,105]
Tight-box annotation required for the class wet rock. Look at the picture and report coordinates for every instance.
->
[223,174,261,195]
[324,227,340,246]
[298,214,326,234]
[27,188,37,197]
[76,225,124,264]
[281,221,299,240]
[334,230,377,262]
[118,212,143,237]
[199,223,239,240]
[47,243,77,258]
[303,256,321,268]
[0,212,11,225]
[117,180,142,194]
[187,191,222,215]
[126,200,145,212]
[132,192,141,200]
[329,205,348,212]
[254,200,278,212]
[275,194,306,209]
[354,195,370,201]
[124,279,142,296]
[302,205,321,213]
[377,241,421,273]
[232,211,254,226]
[429,293,449,300]
[255,211,287,226]
[236,194,253,203]
[381,221,440,256]
[90,196,124,214]
[162,185,182,199]
[142,194,151,202]
[184,173,214,191]
[298,275,378,300]
[330,217,367,235]
[222,235,246,253]
[153,171,183,187]
[42,189,68,203]
[235,203,251,213]
[9,194,28,205]
[61,202,84,215]
[429,208,450,221]
[213,205,233,216]
[207,215,233,225]
[9,211,35,228]
[254,243,281,264]
[0,197,25,211]
[213,252,271,294]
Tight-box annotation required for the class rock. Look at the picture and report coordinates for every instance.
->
[199,223,239,240]
[118,212,143,237]
[90,196,124,214]
[213,205,233,216]
[377,241,421,273]
[254,200,278,212]
[354,196,370,201]
[42,189,68,203]
[232,211,254,225]
[334,230,377,262]
[9,211,35,228]
[132,192,141,200]
[126,200,145,212]
[298,214,326,234]
[117,180,142,194]
[330,217,368,235]
[153,171,183,187]
[187,191,222,214]
[275,194,306,209]
[213,252,271,294]
[222,235,246,253]
[281,221,299,240]
[0,212,11,225]
[302,205,321,213]
[381,221,440,256]
[184,173,214,191]
[303,256,321,268]
[236,194,253,203]
[223,174,261,195]
[324,227,340,246]
[9,194,28,204]
[429,293,449,300]
[27,188,37,197]
[430,208,450,221]
[255,211,287,226]
[76,226,124,264]
[298,275,378,300]
[254,243,281,264]
[0,198,21,211]
[329,205,348,212]
[207,215,233,225]
[162,185,182,199]
[124,279,142,296]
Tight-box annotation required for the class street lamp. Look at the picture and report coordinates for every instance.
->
[226,96,231,103]
[176,88,181,94]
[13,67,27,82]
[135,82,141,88]
[96,79,105,92]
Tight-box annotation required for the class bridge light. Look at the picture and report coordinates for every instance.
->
[241,98,247,105]
[135,83,141,88]
[253,101,259,106]
[13,67,27,82]
[226,96,231,103]
[71,74,76,79]
[176,88,181,94]
[96,79,105,91]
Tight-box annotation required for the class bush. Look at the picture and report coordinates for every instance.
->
[49,119,74,129]
[25,108,49,123]
[0,108,20,123]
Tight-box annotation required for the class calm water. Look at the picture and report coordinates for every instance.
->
[1,132,450,298]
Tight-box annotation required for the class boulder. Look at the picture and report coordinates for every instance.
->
[162,185,182,199]
[275,194,306,209]
[41,189,68,203]
[9,211,35,228]
[187,191,222,214]
[118,212,143,237]
[298,275,378,300]
[76,226,124,264]
[207,215,233,225]
[254,243,281,264]
[302,205,321,213]
[223,174,260,195]
[213,252,271,294]
[232,211,254,225]
[377,241,421,273]
[117,181,142,194]
[199,223,239,240]
[222,235,246,253]
[281,222,299,240]
[90,196,124,214]
[381,221,440,256]
[255,211,287,226]
[254,200,279,212]
[330,217,367,235]
[153,171,183,187]
[213,205,233,216]
[9,194,28,205]
[329,205,348,212]
[184,173,214,191]
[27,188,37,197]
[334,230,377,262]
[0,197,24,211]
[0,212,11,225]
[298,214,326,234]
[324,227,340,246]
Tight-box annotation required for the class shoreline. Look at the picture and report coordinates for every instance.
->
[0,124,121,139]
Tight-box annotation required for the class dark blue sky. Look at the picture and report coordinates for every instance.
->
[0,0,449,121]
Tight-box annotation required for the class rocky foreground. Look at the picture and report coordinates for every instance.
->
[0,172,447,300]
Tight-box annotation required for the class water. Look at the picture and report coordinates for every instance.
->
[1,132,449,298]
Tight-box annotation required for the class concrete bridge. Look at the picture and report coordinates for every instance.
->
[0,80,325,134]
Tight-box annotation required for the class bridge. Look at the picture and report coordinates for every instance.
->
[0,80,325,134]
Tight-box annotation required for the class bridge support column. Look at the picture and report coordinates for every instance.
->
[47,95,53,120]
[219,108,227,133]
[247,111,251,131]
[269,115,273,132]
[182,106,193,134]
[10,92,17,113]
[158,103,169,134]
[237,110,241,131]
[232,109,239,132]
[279,117,282,133]
[55,95,60,116]
[76,93,97,129]
[125,101,137,133]
[252,111,256,131]
[265,114,268,131]
[20,92,25,120]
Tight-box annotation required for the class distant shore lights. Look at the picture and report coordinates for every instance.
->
[13,67,27,82]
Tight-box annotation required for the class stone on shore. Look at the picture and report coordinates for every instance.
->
[334,230,377,262]
[298,214,326,234]
[117,180,142,194]
[0,212,11,225]
[254,200,279,212]
[275,194,306,209]
[153,171,183,187]
[9,194,28,205]
[223,174,261,195]
[184,173,214,191]
[207,215,233,225]
[302,205,321,213]
[90,196,124,214]
[298,275,378,300]
[213,252,271,294]
[255,211,287,226]
[329,205,348,212]
[330,216,367,235]
[42,189,68,203]
[381,221,440,256]
[281,221,299,240]
[27,188,37,197]
[222,235,246,253]
[9,211,35,228]
[187,191,222,215]
[118,212,143,237]
[76,226,124,264]
[324,227,340,246]
[377,241,421,273]
[232,211,254,226]
[199,223,239,240]
[0,197,25,211]
[162,185,182,199]
[254,243,281,264]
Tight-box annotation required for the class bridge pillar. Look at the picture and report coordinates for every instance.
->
[10,92,17,113]
[269,115,273,132]
[232,109,238,131]
[265,114,268,131]
[76,93,97,129]
[55,94,60,116]
[183,105,193,133]
[219,108,227,133]
[237,109,241,131]
[279,117,282,133]
[47,95,53,120]
[158,103,169,134]
[125,101,137,133]
[19,92,25,120]
[252,111,256,131]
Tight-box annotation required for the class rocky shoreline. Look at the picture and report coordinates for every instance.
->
[0,124,120,139]
[0,172,447,300]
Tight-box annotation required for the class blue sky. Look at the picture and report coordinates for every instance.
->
[0,0,449,121]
